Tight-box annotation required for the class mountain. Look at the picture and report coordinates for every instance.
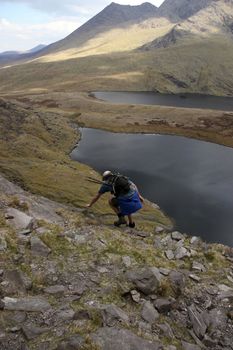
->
[158,0,215,20]
[27,44,46,53]
[38,2,159,56]
[0,1,233,96]
[0,44,46,65]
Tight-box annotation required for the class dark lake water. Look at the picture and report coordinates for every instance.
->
[93,91,233,111]
[71,128,233,247]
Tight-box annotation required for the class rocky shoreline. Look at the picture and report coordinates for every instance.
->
[0,174,233,350]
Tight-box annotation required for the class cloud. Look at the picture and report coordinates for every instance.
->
[0,16,82,51]
[0,1,165,15]
[0,0,105,16]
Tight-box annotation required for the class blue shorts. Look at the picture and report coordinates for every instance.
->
[117,191,142,216]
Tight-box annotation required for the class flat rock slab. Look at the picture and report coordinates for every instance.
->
[30,236,51,257]
[91,327,162,350]
[102,304,129,326]
[6,208,34,231]
[44,285,66,295]
[2,296,51,312]
[22,324,49,340]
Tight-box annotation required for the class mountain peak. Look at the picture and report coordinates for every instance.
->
[158,0,216,20]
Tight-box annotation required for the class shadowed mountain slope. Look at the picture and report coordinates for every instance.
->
[158,0,217,20]
[37,2,159,56]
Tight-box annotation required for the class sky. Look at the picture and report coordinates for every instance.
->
[0,0,165,52]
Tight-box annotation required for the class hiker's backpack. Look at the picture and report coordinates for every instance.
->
[107,174,131,197]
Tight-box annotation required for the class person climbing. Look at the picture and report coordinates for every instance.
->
[86,170,144,228]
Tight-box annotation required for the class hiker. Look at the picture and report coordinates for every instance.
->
[86,170,144,228]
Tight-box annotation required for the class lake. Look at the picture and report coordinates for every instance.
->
[71,128,233,246]
[93,91,233,111]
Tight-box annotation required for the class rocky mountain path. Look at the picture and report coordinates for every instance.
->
[0,174,233,350]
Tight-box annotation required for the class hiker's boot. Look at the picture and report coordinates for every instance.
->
[114,215,127,227]
[128,222,135,228]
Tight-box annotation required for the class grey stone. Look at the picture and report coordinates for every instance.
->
[73,310,91,320]
[188,305,207,339]
[57,309,75,321]
[165,250,174,260]
[218,290,233,300]
[175,247,189,259]
[141,301,159,324]
[202,335,217,347]
[154,298,175,314]
[2,296,50,311]
[122,256,131,268]
[165,346,177,350]
[192,262,206,272]
[6,208,34,231]
[44,285,66,295]
[208,308,228,331]
[171,231,184,241]
[4,311,27,325]
[30,236,51,257]
[169,271,185,295]
[102,304,129,326]
[150,267,163,282]
[0,269,4,276]
[155,226,165,234]
[4,269,32,294]
[159,268,170,276]
[22,324,49,340]
[126,268,160,295]
[189,274,201,282]
[91,327,162,350]
[181,341,201,350]
[190,236,202,247]
[56,335,84,350]
[130,290,141,303]
[157,323,174,338]
[154,238,162,249]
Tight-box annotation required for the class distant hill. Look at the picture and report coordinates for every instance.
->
[0,44,46,65]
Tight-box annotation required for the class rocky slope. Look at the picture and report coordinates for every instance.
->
[0,172,233,350]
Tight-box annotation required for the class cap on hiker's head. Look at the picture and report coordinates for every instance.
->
[102,170,112,180]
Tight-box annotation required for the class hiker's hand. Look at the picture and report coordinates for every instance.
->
[86,204,91,208]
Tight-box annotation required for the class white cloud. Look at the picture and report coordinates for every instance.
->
[0,16,82,52]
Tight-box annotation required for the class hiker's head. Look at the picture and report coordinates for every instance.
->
[102,170,112,180]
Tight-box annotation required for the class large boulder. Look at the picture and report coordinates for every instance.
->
[126,268,160,295]
[6,208,34,231]
[101,304,129,326]
[141,301,159,324]
[91,327,162,350]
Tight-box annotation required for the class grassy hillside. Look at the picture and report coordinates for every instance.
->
[0,34,233,96]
